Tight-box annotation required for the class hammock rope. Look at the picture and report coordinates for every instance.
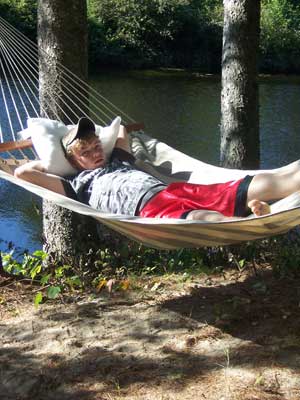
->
[0,16,134,135]
[1,17,300,249]
[0,15,134,124]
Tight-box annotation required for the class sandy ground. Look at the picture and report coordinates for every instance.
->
[1,266,300,400]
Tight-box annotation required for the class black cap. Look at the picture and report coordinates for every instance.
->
[61,117,96,151]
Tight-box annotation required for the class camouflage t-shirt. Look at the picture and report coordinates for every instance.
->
[64,148,166,216]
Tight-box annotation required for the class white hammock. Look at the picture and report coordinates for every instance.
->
[1,16,300,250]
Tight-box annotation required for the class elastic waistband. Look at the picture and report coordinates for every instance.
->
[135,184,166,215]
[234,175,254,217]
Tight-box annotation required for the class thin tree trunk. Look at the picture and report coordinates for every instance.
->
[37,0,98,267]
[220,0,261,169]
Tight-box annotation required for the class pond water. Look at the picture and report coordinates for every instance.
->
[1,72,300,252]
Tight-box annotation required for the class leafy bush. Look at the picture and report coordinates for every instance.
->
[2,0,300,72]
[2,229,300,306]
[260,0,300,72]
[1,247,83,305]
[0,0,37,41]
[0,237,219,304]
[87,0,223,69]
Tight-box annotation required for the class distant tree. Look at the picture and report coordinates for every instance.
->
[220,0,261,169]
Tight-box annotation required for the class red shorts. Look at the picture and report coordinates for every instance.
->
[139,177,252,219]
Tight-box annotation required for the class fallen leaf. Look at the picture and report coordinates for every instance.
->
[151,281,163,291]
[120,279,130,291]
[96,279,107,293]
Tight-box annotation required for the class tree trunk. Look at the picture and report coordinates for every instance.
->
[37,0,98,267]
[220,0,261,169]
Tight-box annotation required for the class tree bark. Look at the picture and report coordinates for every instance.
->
[220,0,261,169]
[37,0,98,267]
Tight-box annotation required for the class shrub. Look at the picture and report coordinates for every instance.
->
[260,0,300,73]
[87,0,223,70]
[0,0,37,41]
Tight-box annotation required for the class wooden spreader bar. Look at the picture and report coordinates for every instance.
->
[0,122,145,153]
[0,139,33,152]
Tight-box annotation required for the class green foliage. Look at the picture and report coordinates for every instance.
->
[202,0,223,27]
[2,249,47,277]
[0,0,37,40]
[268,232,300,277]
[87,0,222,69]
[86,230,300,280]
[1,239,216,302]
[103,237,233,280]
[34,291,43,307]
[87,0,300,71]
[1,0,300,72]
[260,0,300,72]
[1,248,83,305]
[47,285,61,299]
[2,229,300,305]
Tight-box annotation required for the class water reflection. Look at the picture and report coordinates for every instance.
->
[91,72,222,164]
[260,81,300,167]
[0,180,41,252]
[0,72,300,251]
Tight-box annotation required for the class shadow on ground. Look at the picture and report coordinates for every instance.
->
[1,268,300,400]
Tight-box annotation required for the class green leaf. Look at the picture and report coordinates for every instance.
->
[34,292,43,307]
[30,263,42,279]
[47,286,61,299]
[55,265,71,279]
[33,250,47,260]
[66,276,82,288]
[40,273,51,285]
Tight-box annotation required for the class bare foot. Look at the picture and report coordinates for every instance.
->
[248,199,271,216]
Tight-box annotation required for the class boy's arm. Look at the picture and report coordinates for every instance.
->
[14,161,67,195]
[114,125,131,154]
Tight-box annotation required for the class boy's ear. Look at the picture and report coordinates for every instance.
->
[65,149,83,171]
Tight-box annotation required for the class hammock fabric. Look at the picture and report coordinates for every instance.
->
[1,132,300,249]
[1,16,300,249]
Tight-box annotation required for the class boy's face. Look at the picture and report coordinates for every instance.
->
[71,137,106,170]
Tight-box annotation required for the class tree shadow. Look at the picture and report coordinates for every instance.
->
[0,338,225,400]
[1,269,300,399]
[161,268,300,353]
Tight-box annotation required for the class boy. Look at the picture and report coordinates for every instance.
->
[14,117,300,221]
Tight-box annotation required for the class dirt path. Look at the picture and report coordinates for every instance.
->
[1,267,300,400]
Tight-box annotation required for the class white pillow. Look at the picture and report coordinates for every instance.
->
[94,116,121,159]
[19,116,121,176]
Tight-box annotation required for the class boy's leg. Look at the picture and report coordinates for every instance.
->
[187,199,271,221]
[247,168,300,203]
